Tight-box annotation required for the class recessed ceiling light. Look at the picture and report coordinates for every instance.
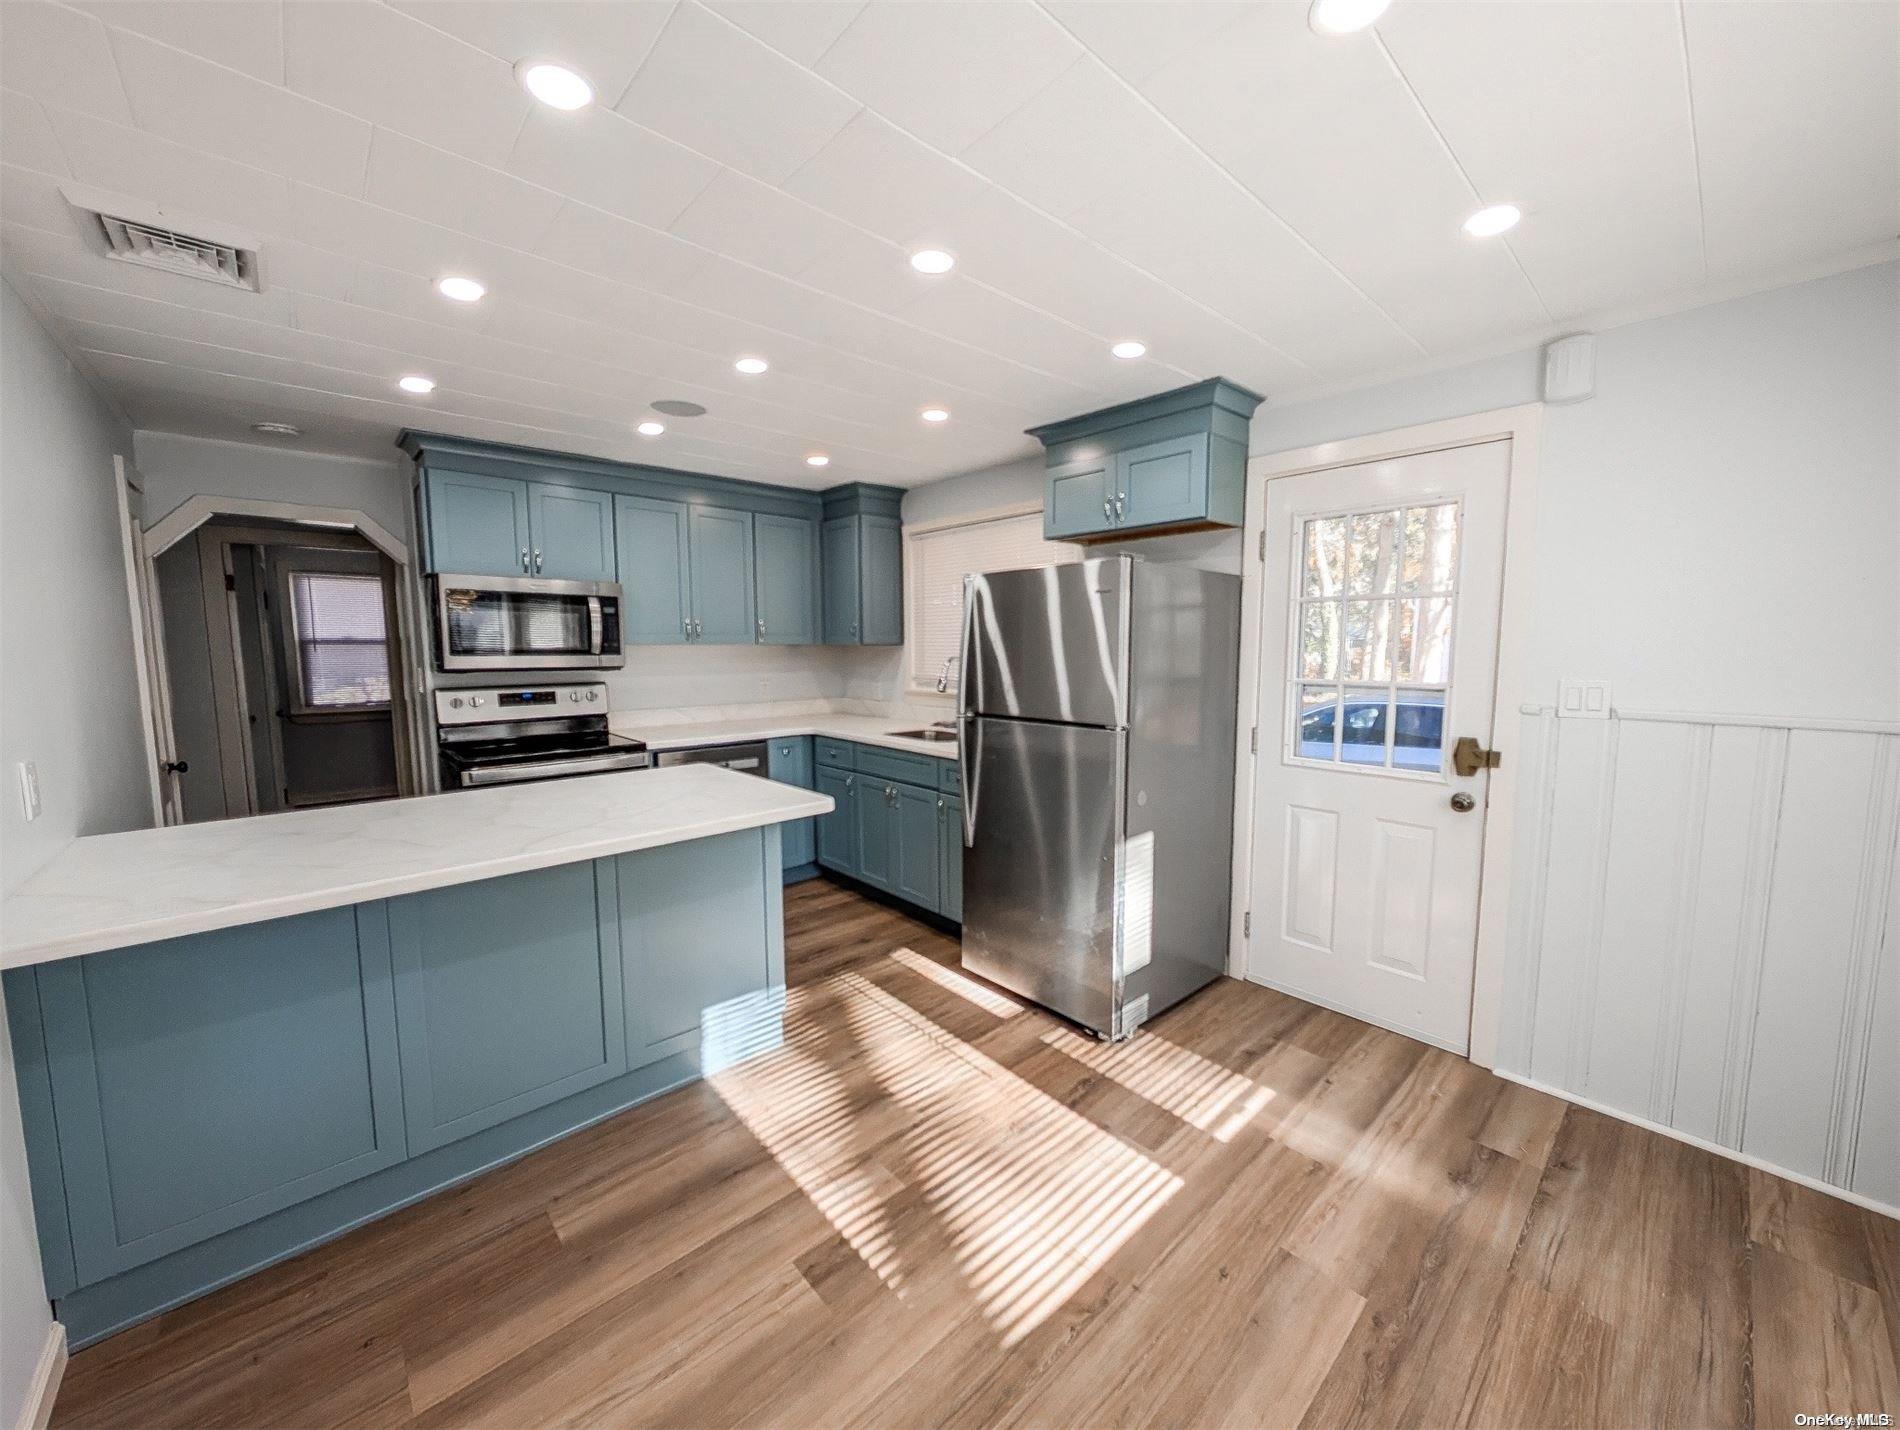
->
[250,421,302,438]
[1462,203,1522,238]
[908,248,955,275]
[398,375,435,395]
[1308,0,1391,36]
[516,59,594,110]
[1110,339,1147,360]
[437,275,486,303]
[805,454,830,468]
[636,420,666,437]
[734,356,769,375]
[920,407,950,423]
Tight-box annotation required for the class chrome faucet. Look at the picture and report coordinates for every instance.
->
[935,655,960,694]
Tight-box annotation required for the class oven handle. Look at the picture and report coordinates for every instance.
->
[588,596,604,656]
[461,751,650,786]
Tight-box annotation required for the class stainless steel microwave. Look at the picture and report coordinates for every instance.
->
[432,574,625,672]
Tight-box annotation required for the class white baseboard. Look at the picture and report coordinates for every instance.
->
[14,1322,65,1430]
[1494,1068,1899,1222]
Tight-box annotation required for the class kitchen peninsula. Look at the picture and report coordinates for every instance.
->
[1,766,829,1346]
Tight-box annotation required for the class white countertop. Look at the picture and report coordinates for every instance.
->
[0,766,831,969]
[614,711,958,760]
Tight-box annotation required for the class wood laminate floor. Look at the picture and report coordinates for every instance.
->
[52,881,1900,1429]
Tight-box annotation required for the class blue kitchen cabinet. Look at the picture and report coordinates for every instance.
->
[616,830,777,1072]
[1044,456,1115,540]
[815,765,858,876]
[939,793,963,923]
[527,483,616,581]
[1116,434,1209,531]
[688,507,757,645]
[614,494,692,644]
[891,782,941,911]
[386,862,626,1154]
[426,469,533,576]
[819,485,903,647]
[26,906,406,1283]
[753,514,818,645]
[768,736,816,874]
[859,515,903,646]
[820,517,862,644]
[854,777,896,891]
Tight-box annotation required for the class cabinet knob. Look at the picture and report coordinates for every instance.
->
[533,549,544,573]
[520,546,530,571]
[1103,497,1113,522]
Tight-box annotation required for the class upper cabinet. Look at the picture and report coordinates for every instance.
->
[752,513,819,645]
[820,485,903,646]
[1031,378,1264,542]
[423,469,613,581]
[526,485,616,581]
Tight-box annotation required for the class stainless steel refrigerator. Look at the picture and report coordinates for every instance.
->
[956,555,1242,1040]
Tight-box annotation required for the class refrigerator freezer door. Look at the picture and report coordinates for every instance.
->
[962,558,1129,729]
[959,715,1124,1036]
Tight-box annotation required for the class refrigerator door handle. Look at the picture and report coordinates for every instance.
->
[958,714,976,848]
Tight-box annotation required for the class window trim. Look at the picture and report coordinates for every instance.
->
[901,500,1052,701]
[276,558,394,718]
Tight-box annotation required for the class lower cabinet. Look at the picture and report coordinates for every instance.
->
[892,783,940,909]
[854,776,896,890]
[815,766,857,873]
[939,794,963,923]
[816,743,960,924]
[767,737,816,872]
[386,862,626,1154]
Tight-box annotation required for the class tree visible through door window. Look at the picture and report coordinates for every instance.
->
[288,570,390,711]
[1291,501,1458,773]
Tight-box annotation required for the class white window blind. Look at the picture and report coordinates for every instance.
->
[289,571,391,710]
[906,512,1079,692]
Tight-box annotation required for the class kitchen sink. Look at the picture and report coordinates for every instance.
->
[892,726,958,743]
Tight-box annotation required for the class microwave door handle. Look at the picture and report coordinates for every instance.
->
[588,597,604,655]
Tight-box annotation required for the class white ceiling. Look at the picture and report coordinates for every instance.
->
[1,0,1894,487]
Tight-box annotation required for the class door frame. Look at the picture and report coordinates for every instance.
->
[1228,402,1545,1069]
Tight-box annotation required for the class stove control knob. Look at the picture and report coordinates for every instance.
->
[586,690,600,703]
[448,697,464,710]
[469,696,485,708]
[569,690,581,702]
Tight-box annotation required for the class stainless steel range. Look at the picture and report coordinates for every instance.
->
[434,682,649,788]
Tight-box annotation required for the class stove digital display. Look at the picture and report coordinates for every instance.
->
[499,690,558,706]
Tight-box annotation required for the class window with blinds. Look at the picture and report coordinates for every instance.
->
[906,511,1079,693]
[288,570,391,711]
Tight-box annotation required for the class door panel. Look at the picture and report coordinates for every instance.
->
[1116,433,1207,530]
[614,495,691,644]
[753,513,818,644]
[689,508,756,644]
[960,716,1123,1033]
[1045,457,1113,538]
[815,766,857,874]
[768,736,816,869]
[892,783,941,910]
[388,862,625,1152]
[859,515,903,646]
[1249,439,1512,1053]
[855,778,895,891]
[939,794,963,922]
[427,470,529,577]
[821,517,860,643]
[962,558,1128,728]
[528,485,615,581]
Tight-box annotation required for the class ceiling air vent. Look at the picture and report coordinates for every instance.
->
[62,185,263,293]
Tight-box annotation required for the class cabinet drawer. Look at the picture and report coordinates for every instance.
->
[937,762,962,795]
[856,745,939,788]
[816,737,855,770]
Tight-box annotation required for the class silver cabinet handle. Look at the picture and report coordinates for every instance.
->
[520,546,530,572]
[936,797,945,813]
[1102,497,1113,522]
[844,775,854,789]
[683,618,692,639]
[533,549,544,573]
[756,616,765,640]
[1114,493,1126,520]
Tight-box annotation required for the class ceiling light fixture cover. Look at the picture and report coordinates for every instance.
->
[734,356,769,374]
[1308,0,1392,35]
[805,454,830,467]
[516,60,594,111]
[1110,340,1147,360]
[1462,203,1522,238]
[651,399,707,417]
[908,248,955,275]
[920,407,950,423]
[437,275,486,302]
[398,375,435,394]
[637,420,666,436]
[251,422,302,437]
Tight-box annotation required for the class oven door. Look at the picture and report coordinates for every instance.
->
[434,575,624,671]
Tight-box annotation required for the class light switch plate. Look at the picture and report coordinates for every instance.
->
[1557,679,1612,719]
[18,761,41,820]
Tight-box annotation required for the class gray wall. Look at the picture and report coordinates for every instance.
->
[0,280,150,1427]
[133,430,410,539]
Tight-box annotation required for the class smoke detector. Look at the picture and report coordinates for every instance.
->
[63,185,262,292]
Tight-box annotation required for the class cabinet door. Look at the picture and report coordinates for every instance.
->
[753,513,818,644]
[1115,433,1208,531]
[821,516,861,643]
[689,508,757,644]
[815,766,858,875]
[33,906,405,1281]
[892,782,941,910]
[614,495,691,644]
[1044,456,1114,539]
[388,862,626,1154]
[768,736,816,869]
[855,780,895,891]
[859,515,904,646]
[618,830,776,1073]
[528,484,616,581]
[427,470,530,576]
[939,794,964,922]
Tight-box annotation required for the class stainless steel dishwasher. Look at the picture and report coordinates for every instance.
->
[652,741,769,776]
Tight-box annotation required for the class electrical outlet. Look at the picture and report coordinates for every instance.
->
[1557,679,1612,719]
[18,761,42,821]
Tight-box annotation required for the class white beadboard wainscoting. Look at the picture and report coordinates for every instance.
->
[1498,704,1899,1212]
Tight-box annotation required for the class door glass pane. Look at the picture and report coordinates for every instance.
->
[1297,686,1338,759]
[1299,602,1339,679]
[1400,503,1459,593]
[1302,516,1346,597]
[1340,690,1388,766]
[1347,510,1399,595]
[1406,596,1453,682]
[1392,690,1446,772]
[1342,601,1373,680]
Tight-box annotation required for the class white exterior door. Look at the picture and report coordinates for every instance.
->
[1247,439,1511,1053]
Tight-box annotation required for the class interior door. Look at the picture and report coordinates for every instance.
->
[1248,439,1511,1054]
[114,456,183,825]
